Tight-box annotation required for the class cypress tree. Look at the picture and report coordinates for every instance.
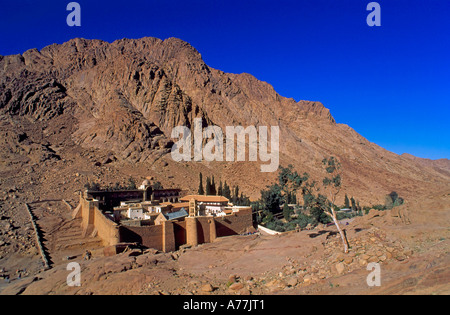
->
[344,194,350,208]
[218,181,223,196]
[206,176,212,195]
[233,185,240,204]
[127,177,136,190]
[223,181,231,199]
[198,172,205,195]
[350,196,356,211]
[211,175,216,195]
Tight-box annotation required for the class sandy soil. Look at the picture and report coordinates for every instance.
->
[1,189,448,295]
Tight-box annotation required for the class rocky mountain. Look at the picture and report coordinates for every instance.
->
[0,37,448,204]
[401,154,450,177]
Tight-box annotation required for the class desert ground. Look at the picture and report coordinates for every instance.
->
[0,37,449,296]
[1,187,448,295]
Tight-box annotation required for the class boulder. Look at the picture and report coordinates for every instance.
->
[229,283,244,291]
[286,277,298,287]
[335,262,345,275]
[201,283,214,293]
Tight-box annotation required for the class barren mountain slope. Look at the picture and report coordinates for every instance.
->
[0,37,449,205]
[0,36,449,296]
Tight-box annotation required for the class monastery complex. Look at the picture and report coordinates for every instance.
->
[72,180,255,254]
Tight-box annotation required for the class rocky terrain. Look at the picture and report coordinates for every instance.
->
[0,37,449,295]
[1,189,448,295]
[1,37,449,203]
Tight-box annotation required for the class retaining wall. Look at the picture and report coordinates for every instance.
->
[76,196,120,246]
[76,195,254,253]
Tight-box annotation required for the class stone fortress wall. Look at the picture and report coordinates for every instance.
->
[73,194,254,253]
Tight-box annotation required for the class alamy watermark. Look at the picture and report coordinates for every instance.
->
[66,2,81,27]
[367,2,381,27]
[366,262,381,287]
[170,118,279,173]
[65,3,380,29]
[66,262,81,287]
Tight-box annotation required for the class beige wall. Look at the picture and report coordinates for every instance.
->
[78,195,120,246]
[77,196,253,252]
[93,207,120,246]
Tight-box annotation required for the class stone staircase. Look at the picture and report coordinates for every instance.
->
[28,201,104,267]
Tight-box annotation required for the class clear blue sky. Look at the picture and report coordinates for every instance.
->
[1,0,449,159]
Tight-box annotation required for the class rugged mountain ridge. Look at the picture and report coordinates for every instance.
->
[0,37,448,204]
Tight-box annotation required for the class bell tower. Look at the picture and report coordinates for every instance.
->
[189,198,197,217]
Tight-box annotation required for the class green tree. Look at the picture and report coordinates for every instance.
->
[85,182,101,191]
[302,192,315,210]
[262,211,275,226]
[389,191,399,202]
[301,179,318,211]
[278,165,308,205]
[217,181,223,196]
[211,175,217,196]
[261,184,282,214]
[282,202,293,221]
[321,156,349,253]
[112,182,122,191]
[386,191,404,209]
[286,191,297,204]
[127,177,136,190]
[239,192,250,206]
[293,213,313,229]
[152,181,163,190]
[393,196,404,207]
[309,194,331,224]
[350,197,356,211]
[223,181,231,199]
[198,173,205,195]
[233,185,240,204]
[344,194,350,208]
[205,176,212,195]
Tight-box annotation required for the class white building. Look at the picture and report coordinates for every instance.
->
[180,195,229,217]
[127,206,145,220]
